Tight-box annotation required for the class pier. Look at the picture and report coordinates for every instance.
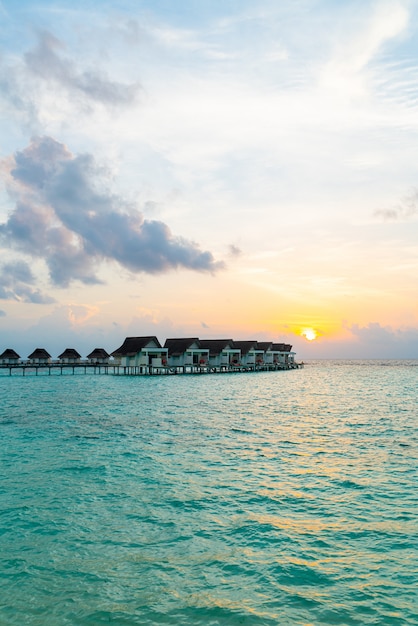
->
[0,361,302,377]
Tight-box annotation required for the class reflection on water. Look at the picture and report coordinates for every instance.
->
[0,360,417,625]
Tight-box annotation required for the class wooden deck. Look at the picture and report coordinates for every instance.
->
[0,362,303,376]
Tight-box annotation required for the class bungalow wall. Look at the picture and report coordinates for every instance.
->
[271,351,293,366]
[29,356,51,365]
[240,349,265,366]
[168,347,209,367]
[120,349,168,367]
[208,349,241,367]
[268,350,282,365]
[263,350,275,364]
[0,356,20,365]
[87,356,109,364]
[59,357,81,364]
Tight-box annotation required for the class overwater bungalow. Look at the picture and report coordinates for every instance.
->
[111,337,168,367]
[0,336,300,376]
[86,348,110,364]
[233,341,265,367]
[27,348,51,364]
[285,344,296,367]
[199,339,241,368]
[270,343,294,367]
[164,338,210,367]
[0,348,20,365]
[58,348,82,364]
[257,342,274,365]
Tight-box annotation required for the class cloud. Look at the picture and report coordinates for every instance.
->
[0,304,188,358]
[0,310,5,317]
[374,189,418,221]
[228,244,242,257]
[0,304,117,358]
[25,30,140,107]
[320,2,409,99]
[290,321,418,360]
[0,29,140,132]
[0,136,223,287]
[68,304,100,327]
[348,321,418,343]
[347,322,418,358]
[0,260,55,303]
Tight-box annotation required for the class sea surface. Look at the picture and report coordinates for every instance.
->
[0,360,417,625]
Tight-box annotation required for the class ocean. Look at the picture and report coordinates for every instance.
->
[0,360,417,625]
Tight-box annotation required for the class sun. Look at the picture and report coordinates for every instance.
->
[301,328,317,341]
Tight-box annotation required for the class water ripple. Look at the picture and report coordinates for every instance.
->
[0,361,417,624]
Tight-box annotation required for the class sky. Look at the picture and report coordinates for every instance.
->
[1,0,418,360]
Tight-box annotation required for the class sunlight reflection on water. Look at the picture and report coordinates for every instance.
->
[0,361,417,625]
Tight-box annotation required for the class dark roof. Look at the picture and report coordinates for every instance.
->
[0,348,20,359]
[28,348,51,359]
[86,348,110,359]
[233,340,260,355]
[58,348,82,359]
[164,338,203,356]
[111,336,162,356]
[257,342,273,351]
[199,339,237,356]
[271,343,292,352]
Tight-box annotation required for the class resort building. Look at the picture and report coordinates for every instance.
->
[257,342,274,364]
[86,348,110,364]
[111,337,168,367]
[164,338,210,367]
[233,341,265,366]
[27,348,51,364]
[271,343,294,367]
[58,348,82,364]
[0,348,20,365]
[199,339,241,368]
[0,337,299,375]
[286,345,296,367]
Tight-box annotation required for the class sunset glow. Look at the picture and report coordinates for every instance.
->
[0,0,417,360]
[302,328,318,342]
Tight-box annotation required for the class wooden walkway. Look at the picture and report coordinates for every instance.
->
[0,362,303,377]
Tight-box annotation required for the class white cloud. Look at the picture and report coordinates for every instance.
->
[1,0,418,357]
[319,1,409,97]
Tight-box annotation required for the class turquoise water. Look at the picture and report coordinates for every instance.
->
[0,361,417,625]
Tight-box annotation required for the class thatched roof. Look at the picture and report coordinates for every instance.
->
[111,336,162,356]
[199,339,237,356]
[86,348,110,359]
[257,342,273,351]
[233,340,260,355]
[271,343,292,352]
[28,348,51,359]
[0,348,20,359]
[58,348,82,359]
[164,338,203,356]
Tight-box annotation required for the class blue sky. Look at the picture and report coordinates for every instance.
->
[1,0,418,359]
